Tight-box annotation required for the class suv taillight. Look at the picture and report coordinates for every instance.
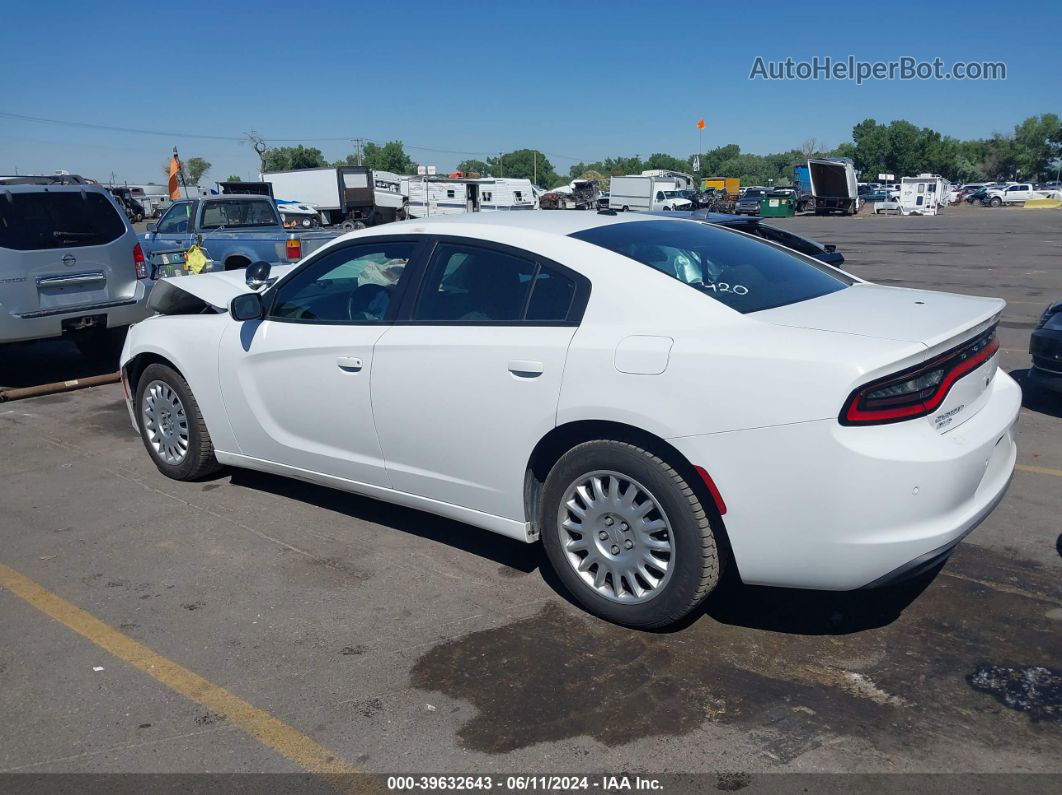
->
[285,239,302,261]
[840,328,999,426]
[133,242,148,280]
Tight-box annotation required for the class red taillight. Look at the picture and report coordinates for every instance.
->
[841,328,999,426]
[285,239,302,261]
[133,242,148,280]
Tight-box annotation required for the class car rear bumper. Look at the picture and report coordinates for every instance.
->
[668,368,1021,590]
[0,287,150,344]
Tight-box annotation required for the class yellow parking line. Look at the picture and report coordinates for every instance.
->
[1016,463,1062,478]
[0,562,360,776]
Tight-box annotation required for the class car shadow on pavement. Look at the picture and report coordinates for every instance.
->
[0,338,117,390]
[1008,367,1062,419]
[226,469,545,574]
[228,467,938,636]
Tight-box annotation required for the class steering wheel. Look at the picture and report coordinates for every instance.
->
[346,284,388,321]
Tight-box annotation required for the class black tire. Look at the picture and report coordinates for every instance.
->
[989,196,1002,207]
[540,440,721,629]
[135,363,222,481]
[74,326,127,366]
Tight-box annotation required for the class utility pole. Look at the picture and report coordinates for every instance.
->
[533,150,537,186]
[498,152,503,177]
[352,138,366,166]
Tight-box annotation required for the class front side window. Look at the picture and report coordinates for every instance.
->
[0,191,126,250]
[270,241,415,322]
[156,201,192,234]
[200,200,277,230]
[571,220,851,314]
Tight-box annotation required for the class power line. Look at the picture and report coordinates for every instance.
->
[0,110,595,162]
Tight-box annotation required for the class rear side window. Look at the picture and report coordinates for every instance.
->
[571,220,851,313]
[0,191,126,250]
[414,243,578,323]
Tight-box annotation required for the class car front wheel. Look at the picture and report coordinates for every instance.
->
[136,363,222,481]
[540,440,721,629]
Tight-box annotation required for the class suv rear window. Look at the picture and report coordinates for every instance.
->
[0,191,126,250]
[570,220,851,313]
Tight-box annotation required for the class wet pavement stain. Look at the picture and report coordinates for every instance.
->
[967,664,1061,722]
[411,543,1062,759]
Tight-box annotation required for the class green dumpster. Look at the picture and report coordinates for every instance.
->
[759,192,795,218]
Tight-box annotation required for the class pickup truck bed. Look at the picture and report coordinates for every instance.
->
[140,194,338,271]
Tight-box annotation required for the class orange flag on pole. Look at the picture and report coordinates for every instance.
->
[168,150,183,200]
[697,118,705,130]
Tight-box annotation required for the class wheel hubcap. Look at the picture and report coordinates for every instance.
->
[142,380,189,465]
[557,470,675,604]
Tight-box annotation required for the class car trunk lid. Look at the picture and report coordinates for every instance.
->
[758,283,1004,432]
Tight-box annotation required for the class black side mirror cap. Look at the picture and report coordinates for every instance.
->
[245,260,272,290]
[230,292,265,321]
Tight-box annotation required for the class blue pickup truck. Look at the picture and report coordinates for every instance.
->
[141,194,338,272]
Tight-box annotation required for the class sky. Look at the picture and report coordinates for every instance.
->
[1,0,1059,184]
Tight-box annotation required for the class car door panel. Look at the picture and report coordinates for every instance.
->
[219,320,390,486]
[216,239,420,488]
[371,239,586,521]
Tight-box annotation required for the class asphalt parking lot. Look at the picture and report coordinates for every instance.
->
[1,207,1060,782]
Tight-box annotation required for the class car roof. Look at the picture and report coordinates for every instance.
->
[0,182,112,195]
[392,210,667,237]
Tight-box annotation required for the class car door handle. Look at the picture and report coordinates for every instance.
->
[508,359,544,377]
[337,356,363,372]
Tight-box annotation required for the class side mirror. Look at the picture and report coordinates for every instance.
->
[146,223,157,233]
[824,243,837,253]
[230,292,265,321]
[245,260,271,290]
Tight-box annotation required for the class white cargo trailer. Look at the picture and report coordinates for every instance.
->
[262,166,405,229]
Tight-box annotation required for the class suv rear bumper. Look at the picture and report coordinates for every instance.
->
[0,287,150,344]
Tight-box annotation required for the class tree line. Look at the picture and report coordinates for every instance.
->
[222,112,1062,190]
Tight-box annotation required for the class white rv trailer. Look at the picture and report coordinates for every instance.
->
[401,177,536,219]
[899,174,951,216]
[262,166,404,228]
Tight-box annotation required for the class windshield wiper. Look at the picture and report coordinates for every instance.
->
[52,230,96,240]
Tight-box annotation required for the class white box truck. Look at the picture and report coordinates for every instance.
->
[262,166,405,229]
[609,176,693,212]
[806,158,859,215]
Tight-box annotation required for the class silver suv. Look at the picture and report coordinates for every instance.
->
[0,181,151,361]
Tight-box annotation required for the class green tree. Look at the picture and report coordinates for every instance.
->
[262,145,328,172]
[456,159,490,175]
[1012,113,1062,180]
[225,174,242,182]
[336,141,417,174]
[184,157,211,186]
[487,149,557,187]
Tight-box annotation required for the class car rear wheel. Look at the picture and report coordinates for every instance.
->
[136,363,221,481]
[540,440,721,629]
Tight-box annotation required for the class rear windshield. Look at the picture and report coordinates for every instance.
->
[200,199,277,230]
[570,220,851,313]
[0,191,126,250]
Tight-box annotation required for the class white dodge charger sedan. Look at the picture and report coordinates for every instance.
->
[121,212,1019,628]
